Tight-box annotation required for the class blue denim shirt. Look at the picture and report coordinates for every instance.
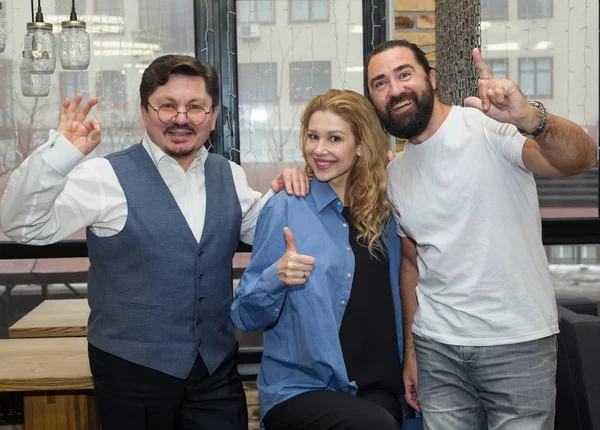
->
[231,177,403,421]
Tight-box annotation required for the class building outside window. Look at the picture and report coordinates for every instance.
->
[290,61,331,103]
[518,57,552,98]
[59,72,90,101]
[238,63,278,104]
[238,0,274,23]
[487,58,509,79]
[519,0,553,18]
[481,0,507,20]
[290,0,328,23]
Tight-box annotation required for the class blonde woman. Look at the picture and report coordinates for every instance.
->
[231,89,406,430]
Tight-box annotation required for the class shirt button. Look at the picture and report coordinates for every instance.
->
[337,201,341,206]
[342,223,348,228]
[347,273,351,278]
[346,247,351,251]
[198,273,204,280]
[341,300,346,305]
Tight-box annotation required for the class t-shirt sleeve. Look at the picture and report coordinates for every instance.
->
[483,116,528,171]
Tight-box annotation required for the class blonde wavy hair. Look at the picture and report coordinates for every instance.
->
[300,89,392,258]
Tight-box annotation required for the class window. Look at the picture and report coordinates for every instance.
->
[290,61,331,103]
[238,63,278,103]
[95,71,127,110]
[93,0,124,16]
[481,0,507,20]
[519,0,553,18]
[518,57,552,98]
[290,0,329,23]
[0,61,13,128]
[57,0,87,15]
[487,58,508,79]
[237,0,274,23]
[59,72,90,101]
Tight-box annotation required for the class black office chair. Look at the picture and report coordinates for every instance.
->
[555,305,600,430]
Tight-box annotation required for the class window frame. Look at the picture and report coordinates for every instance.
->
[236,0,275,24]
[518,0,554,19]
[288,0,329,24]
[518,56,553,99]
[481,0,508,21]
[289,60,332,104]
[237,62,279,104]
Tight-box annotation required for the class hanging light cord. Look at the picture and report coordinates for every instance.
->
[70,0,77,21]
[35,0,43,22]
[30,0,34,22]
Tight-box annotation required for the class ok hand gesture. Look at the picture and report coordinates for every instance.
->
[57,93,102,156]
[277,227,316,285]
[464,48,538,132]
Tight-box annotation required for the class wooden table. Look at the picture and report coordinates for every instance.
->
[0,337,98,430]
[9,299,90,339]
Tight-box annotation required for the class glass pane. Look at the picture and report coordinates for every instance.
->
[312,0,329,21]
[482,0,599,218]
[59,72,90,101]
[256,0,274,22]
[481,0,506,20]
[519,72,535,96]
[236,0,364,194]
[547,245,600,301]
[291,0,310,22]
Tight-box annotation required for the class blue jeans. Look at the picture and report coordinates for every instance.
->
[414,334,557,430]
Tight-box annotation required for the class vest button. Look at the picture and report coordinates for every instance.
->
[197,249,203,256]
[197,296,204,302]
[198,273,204,280]
[196,318,202,324]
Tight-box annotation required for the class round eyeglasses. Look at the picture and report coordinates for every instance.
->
[147,103,213,126]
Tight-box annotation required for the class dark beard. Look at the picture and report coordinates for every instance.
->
[377,78,435,140]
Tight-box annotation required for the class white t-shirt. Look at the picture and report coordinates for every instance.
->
[387,106,558,346]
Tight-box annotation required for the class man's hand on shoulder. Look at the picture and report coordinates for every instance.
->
[271,167,309,197]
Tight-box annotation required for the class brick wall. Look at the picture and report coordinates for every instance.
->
[245,381,260,430]
[392,0,437,152]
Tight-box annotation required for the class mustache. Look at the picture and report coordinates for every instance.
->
[386,93,417,112]
[164,124,195,133]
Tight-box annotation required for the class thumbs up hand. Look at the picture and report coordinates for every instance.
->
[277,227,316,285]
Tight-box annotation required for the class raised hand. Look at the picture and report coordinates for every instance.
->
[464,48,538,132]
[271,168,309,197]
[276,227,316,285]
[57,93,102,156]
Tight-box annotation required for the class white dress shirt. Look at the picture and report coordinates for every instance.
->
[0,131,272,245]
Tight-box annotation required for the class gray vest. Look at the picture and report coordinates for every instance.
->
[86,144,242,378]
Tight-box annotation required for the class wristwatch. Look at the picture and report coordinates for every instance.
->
[519,101,547,138]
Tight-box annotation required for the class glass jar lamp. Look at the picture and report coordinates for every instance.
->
[20,51,50,97]
[59,20,90,70]
[24,22,56,74]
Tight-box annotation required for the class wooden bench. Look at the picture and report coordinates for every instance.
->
[0,337,98,430]
[9,299,90,339]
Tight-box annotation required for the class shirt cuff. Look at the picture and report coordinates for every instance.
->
[261,261,287,299]
[41,131,86,176]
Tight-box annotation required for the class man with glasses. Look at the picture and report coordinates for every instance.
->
[0,54,308,430]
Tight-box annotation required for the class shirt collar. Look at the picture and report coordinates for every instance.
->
[310,177,343,213]
[142,131,208,169]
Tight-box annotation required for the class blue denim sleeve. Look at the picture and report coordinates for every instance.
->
[231,200,289,332]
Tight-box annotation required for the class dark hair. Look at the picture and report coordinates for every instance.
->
[139,55,220,108]
[366,39,432,76]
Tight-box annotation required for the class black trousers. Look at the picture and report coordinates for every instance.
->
[263,389,402,430]
[88,343,247,430]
